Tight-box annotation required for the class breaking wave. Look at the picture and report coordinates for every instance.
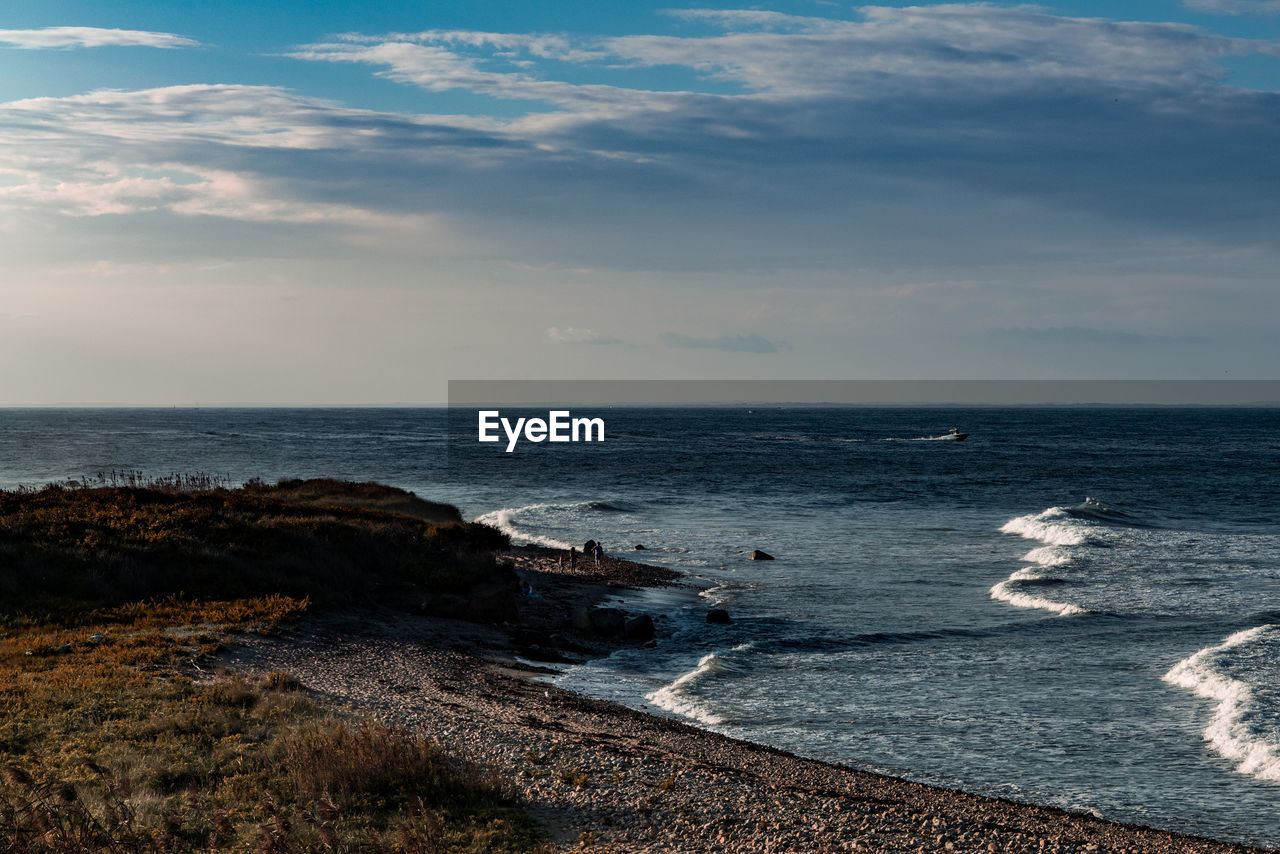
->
[1163,625,1280,782]
[646,644,753,727]
[473,497,645,550]
[990,569,1090,617]
[473,502,576,549]
[989,499,1125,617]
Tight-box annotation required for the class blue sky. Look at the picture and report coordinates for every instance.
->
[1,1,1278,403]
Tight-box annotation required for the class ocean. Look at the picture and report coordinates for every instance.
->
[2,406,1278,846]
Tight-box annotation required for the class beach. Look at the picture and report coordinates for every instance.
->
[6,409,1278,848]
[221,547,1270,854]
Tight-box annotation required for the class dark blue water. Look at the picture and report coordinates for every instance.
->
[2,407,1278,845]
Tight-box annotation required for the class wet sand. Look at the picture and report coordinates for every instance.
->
[221,547,1271,853]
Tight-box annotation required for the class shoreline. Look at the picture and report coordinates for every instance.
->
[221,547,1273,853]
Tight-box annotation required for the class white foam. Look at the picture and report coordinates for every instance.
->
[473,503,574,550]
[1023,545,1071,568]
[989,578,1088,617]
[645,644,752,727]
[1001,509,1087,546]
[993,507,1093,616]
[1163,625,1280,781]
[698,582,755,607]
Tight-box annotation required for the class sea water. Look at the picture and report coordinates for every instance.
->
[1,406,1277,845]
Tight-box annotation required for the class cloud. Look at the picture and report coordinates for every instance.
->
[545,326,620,345]
[662,9,843,32]
[278,7,1280,256]
[3,5,1280,279]
[298,6,1280,105]
[285,38,666,115]
[0,27,198,49]
[1183,0,1280,14]
[662,333,780,353]
[0,86,466,229]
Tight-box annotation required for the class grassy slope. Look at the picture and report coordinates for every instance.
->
[0,479,538,853]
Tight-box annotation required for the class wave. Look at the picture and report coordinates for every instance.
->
[473,503,575,550]
[587,500,636,513]
[1001,509,1089,547]
[645,644,753,726]
[699,581,756,607]
[1065,497,1152,527]
[1163,625,1280,782]
[992,497,1183,617]
[474,497,644,549]
[1023,545,1071,568]
[773,626,991,652]
[1002,497,1149,546]
[989,577,1090,617]
[992,508,1094,615]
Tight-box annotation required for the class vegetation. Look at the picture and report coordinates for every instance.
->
[0,478,507,621]
[0,478,537,852]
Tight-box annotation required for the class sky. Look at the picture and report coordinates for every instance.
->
[1,1,1278,404]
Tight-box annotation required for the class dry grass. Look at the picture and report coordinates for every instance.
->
[248,478,464,524]
[0,479,509,623]
[0,479,538,852]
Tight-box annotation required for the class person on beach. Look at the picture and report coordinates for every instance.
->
[569,546,577,568]
[594,542,603,565]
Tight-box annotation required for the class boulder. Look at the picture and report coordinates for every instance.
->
[588,607,626,636]
[706,608,731,624]
[749,550,775,561]
[623,614,655,641]
[584,539,598,553]
[634,544,648,550]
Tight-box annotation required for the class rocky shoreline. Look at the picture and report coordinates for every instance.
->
[220,547,1272,853]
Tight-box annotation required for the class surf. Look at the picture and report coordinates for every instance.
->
[645,644,753,727]
[1163,625,1280,782]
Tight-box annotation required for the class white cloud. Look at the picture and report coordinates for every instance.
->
[0,93,449,238]
[663,9,844,32]
[1183,0,1280,13]
[0,27,198,49]
[296,6,1280,110]
[286,39,669,115]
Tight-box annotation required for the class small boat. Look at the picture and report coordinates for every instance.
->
[921,427,968,441]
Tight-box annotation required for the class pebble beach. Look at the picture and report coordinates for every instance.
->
[220,548,1272,854]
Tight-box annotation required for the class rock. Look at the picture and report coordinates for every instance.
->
[589,607,627,636]
[464,580,519,623]
[624,614,655,641]
[584,539,597,553]
[510,626,557,648]
[749,550,774,560]
[706,609,731,624]
[422,566,520,623]
[570,604,593,631]
[634,544,647,550]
